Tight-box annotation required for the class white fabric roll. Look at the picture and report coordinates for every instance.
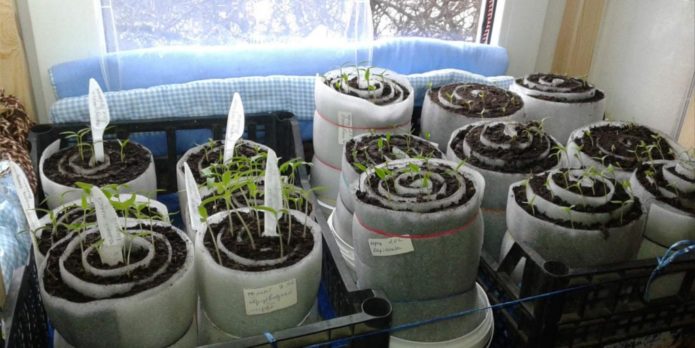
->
[506,172,645,267]
[421,83,526,151]
[54,318,198,348]
[39,220,196,348]
[39,139,156,209]
[446,120,564,258]
[313,68,415,169]
[510,74,605,143]
[309,153,341,206]
[567,121,684,182]
[352,159,484,301]
[334,133,443,249]
[630,160,695,246]
[196,208,322,337]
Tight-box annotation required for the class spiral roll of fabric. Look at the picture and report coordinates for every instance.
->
[421,83,525,151]
[39,220,195,348]
[506,169,645,267]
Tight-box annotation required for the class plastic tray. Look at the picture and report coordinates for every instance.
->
[5,111,391,347]
[481,239,695,348]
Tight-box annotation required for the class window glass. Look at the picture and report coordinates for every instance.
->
[102,0,492,52]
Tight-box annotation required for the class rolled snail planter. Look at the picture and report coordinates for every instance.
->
[353,158,484,298]
[352,158,485,340]
[421,83,525,151]
[510,73,605,142]
[311,67,414,207]
[506,169,644,267]
[631,159,695,253]
[332,133,444,268]
[567,121,681,181]
[33,193,169,267]
[630,159,695,298]
[447,120,564,258]
[39,219,196,348]
[40,139,156,209]
[196,208,322,337]
[176,139,270,234]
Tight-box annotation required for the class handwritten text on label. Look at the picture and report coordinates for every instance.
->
[369,237,415,256]
[243,278,298,315]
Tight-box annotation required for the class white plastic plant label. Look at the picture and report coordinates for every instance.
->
[8,162,40,232]
[338,111,353,145]
[88,78,110,163]
[223,92,245,163]
[243,278,298,315]
[183,162,202,233]
[262,149,282,237]
[368,237,415,256]
[91,187,124,266]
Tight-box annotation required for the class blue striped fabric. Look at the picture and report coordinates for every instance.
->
[51,69,514,126]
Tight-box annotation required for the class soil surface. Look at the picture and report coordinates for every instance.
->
[429,83,523,118]
[203,211,314,272]
[450,122,560,173]
[345,134,443,172]
[574,124,675,170]
[184,140,267,184]
[355,163,476,213]
[516,74,605,103]
[514,172,642,230]
[635,162,695,214]
[43,141,151,187]
[325,75,410,105]
[43,224,188,303]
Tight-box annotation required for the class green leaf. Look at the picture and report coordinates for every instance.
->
[353,162,368,173]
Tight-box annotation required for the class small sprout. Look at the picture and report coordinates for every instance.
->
[117,138,130,162]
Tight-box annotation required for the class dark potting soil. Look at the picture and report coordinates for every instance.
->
[450,123,560,173]
[37,205,164,254]
[201,181,313,216]
[428,83,523,118]
[345,134,443,172]
[635,163,695,214]
[513,172,643,230]
[184,140,267,184]
[43,224,188,303]
[325,76,410,105]
[550,172,609,197]
[355,163,477,213]
[203,211,314,272]
[43,141,151,187]
[515,74,605,103]
[574,124,675,170]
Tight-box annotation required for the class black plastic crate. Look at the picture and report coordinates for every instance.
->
[5,111,391,347]
[1,253,49,348]
[481,239,695,348]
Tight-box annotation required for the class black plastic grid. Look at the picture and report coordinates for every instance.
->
[481,240,695,348]
[7,112,391,348]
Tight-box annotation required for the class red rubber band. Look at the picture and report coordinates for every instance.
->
[355,210,480,240]
[313,153,341,172]
[315,110,410,131]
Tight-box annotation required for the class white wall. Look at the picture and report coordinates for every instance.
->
[589,0,695,138]
[492,0,565,77]
[17,0,105,123]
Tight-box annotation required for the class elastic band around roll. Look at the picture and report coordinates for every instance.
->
[355,210,480,240]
